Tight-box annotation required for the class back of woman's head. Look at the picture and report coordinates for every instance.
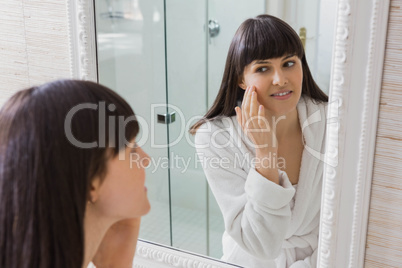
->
[190,14,327,134]
[0,79,138,267]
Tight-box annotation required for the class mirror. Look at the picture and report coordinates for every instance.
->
[68,0,390,266]
[92,0,336,265]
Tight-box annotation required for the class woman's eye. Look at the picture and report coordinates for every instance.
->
[284,61,295,67]
[257,67,268,72]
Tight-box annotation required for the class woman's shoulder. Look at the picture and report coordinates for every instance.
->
[195,116,237,135]
[194,116,240,147]
[298,94,327,108]
[297,95,328,151]
[297,95,328,121]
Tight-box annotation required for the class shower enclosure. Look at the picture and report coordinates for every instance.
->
[94,0,331,258]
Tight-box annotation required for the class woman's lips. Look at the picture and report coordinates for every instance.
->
[270,90,293,100]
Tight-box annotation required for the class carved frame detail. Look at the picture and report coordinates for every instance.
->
[317,0,390,267]
[67,0,97,81]
[134,240,240,268]
[68,0,391,267]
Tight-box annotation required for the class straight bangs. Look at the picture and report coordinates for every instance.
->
[235,15,304,76]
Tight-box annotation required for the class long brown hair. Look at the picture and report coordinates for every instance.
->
[0,80,139,267]
[189,14,328,134]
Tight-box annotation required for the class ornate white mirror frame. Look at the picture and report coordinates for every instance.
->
[67,0,391,267]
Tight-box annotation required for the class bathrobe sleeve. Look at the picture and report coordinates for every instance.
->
[195,120,296,260]
[290,247,317,268]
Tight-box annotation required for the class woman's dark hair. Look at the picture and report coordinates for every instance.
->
[190,14,328,134]
[0,79,139,267]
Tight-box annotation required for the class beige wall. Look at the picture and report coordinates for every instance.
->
[0,0,71,107]
[364,0,402,267]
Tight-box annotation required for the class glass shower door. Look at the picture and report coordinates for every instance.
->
[164,0,209,256]
[164,0,266,258]
[94,0,172,246]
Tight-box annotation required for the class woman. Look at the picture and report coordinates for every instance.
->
[191,15,328,267]
[0,80,150,268]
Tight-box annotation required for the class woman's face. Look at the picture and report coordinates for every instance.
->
[239,54,303,116]
[94,141,151,220]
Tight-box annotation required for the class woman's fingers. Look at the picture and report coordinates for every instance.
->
[242,86,251,126]
[242,86,250,109]
[258,104,267,129]
[248,91,256,131]
[250,88,262,131]
[241,86,263,132]
[235,106,242,129]
[238,88,272,150]
[245,86,256,127]
[250,90,259,122]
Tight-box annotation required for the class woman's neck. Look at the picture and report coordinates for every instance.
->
[82,206,112,268]
[266,108,300,143]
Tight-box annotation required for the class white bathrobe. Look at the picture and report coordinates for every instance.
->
[195,95,326,268]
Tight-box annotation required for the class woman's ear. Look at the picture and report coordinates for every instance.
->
[88,177,102,203]
[238,78,247,90]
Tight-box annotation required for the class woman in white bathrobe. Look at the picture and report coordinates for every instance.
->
[190,15,328,268]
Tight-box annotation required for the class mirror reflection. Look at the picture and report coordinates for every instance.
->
[94,0,336,266]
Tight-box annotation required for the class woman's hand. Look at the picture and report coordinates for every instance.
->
[235,86,277,154]
[92,218,141,268]
[235,86,279,183]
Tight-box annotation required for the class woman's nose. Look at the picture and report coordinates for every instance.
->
[272,69,287,86]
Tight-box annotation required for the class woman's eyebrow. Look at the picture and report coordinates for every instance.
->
[253,54,296,65]
[282,54,296,60]
[253,60,269,65]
